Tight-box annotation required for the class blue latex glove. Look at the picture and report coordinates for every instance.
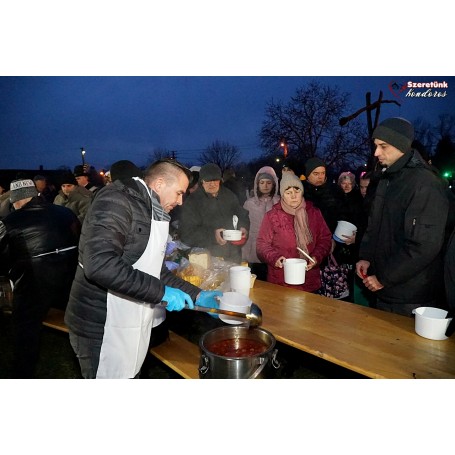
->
[195,290,223,318]
[162,286,194,311]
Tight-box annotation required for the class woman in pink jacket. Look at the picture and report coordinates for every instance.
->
[257,172,332,293]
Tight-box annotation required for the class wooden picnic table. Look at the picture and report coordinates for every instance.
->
[249,280,455,379]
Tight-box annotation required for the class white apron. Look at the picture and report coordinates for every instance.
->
[96,180,168,378]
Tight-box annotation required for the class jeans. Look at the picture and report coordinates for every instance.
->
[69,333,102,379]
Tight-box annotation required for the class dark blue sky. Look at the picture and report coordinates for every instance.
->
[1,76,453,171]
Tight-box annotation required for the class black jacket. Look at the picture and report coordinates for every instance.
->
[302,180,340,233]
[179,185,250,263]
[65,178,200,339]
[0,197,80,309]
[359,150,449,305]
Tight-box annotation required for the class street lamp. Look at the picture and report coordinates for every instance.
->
[280,141,288,158]
[81,147,86,166]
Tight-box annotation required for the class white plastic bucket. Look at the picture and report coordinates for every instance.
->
[229,265,251,296]
[284,258,307,285]
[412,307,452,341]
[334,221,357,242]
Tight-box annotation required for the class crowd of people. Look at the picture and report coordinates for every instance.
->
[1,116,455,378]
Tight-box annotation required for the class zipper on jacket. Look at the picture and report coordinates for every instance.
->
[411,217,416,236]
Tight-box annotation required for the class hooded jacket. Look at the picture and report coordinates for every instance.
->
[242,166,280,263]
[359,150,449,306]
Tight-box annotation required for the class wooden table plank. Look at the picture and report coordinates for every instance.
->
[249,280,455,379]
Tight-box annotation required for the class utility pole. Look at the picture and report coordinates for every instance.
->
[80,147,86,166]
[339,91,401,155]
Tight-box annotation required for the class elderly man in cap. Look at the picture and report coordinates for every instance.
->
[0,179,80,378]
[73,164,101,193]
[356,117,450,316]
[179,163,250,263]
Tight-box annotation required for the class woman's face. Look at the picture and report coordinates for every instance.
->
[258,178,273,196]
[340,179,353,193]
[282,186,303,208]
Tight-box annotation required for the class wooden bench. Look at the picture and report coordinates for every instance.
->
[42,307,200,379]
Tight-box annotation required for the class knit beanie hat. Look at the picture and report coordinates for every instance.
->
[280,172,304,196]
[372,117,414,153]
[338,171,356,185]
[304,157,326,177]
[61,172,78,186]
[199,163,222,182]
[73,164,89,177]
[110,160,142,182]
[10,179,38,203]
[257,172,274,181]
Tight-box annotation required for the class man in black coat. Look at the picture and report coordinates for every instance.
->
[179,163,250,263]
[0,179,81,377]
[356,118,450,317]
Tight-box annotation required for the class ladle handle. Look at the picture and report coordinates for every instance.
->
[191,304,250,321]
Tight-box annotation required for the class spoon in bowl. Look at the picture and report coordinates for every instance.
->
[297,246,316,264]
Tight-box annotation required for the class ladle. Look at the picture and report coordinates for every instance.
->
[191,302,263,327]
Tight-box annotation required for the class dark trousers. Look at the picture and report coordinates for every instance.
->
[11,297,50,378]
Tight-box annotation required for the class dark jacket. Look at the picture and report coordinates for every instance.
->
[333,186,366,266]
[0,197,80,310]
[445,227,455,313]
[256,200,332,292]
[302,180,340,233]
[179,184,250,263]
[65,178,200,339]
[359,150,450,306]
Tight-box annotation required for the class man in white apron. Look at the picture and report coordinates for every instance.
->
[65,159,222,378]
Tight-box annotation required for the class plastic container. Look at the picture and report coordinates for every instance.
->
[222,230,242,241]
[218,291,252,325]
[334,220,357,243]
[412,307,452,341]
[284,258,307,285]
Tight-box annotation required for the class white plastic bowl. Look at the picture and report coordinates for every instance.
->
[412,307,452,341]
[334,220,357,242]
[219,291,252,325]
[223,230,242,241]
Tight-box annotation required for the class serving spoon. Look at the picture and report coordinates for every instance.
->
[191,302,263,327]
[233,215,238,230]
[297,246,316,264]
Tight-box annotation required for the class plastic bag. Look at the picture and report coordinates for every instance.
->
[320,254,350,299]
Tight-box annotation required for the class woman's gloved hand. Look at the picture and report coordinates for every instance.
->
[196,290,223,317]
[162,286,194,311]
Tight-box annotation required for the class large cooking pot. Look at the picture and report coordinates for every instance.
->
[199,326,280,379]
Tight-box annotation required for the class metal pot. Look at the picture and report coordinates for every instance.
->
[199,326,280,379]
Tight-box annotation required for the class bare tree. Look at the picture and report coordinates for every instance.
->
[146,148,176,166]
[259,80,370,171]
[434,114,455,139]
[198,140,241,173]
